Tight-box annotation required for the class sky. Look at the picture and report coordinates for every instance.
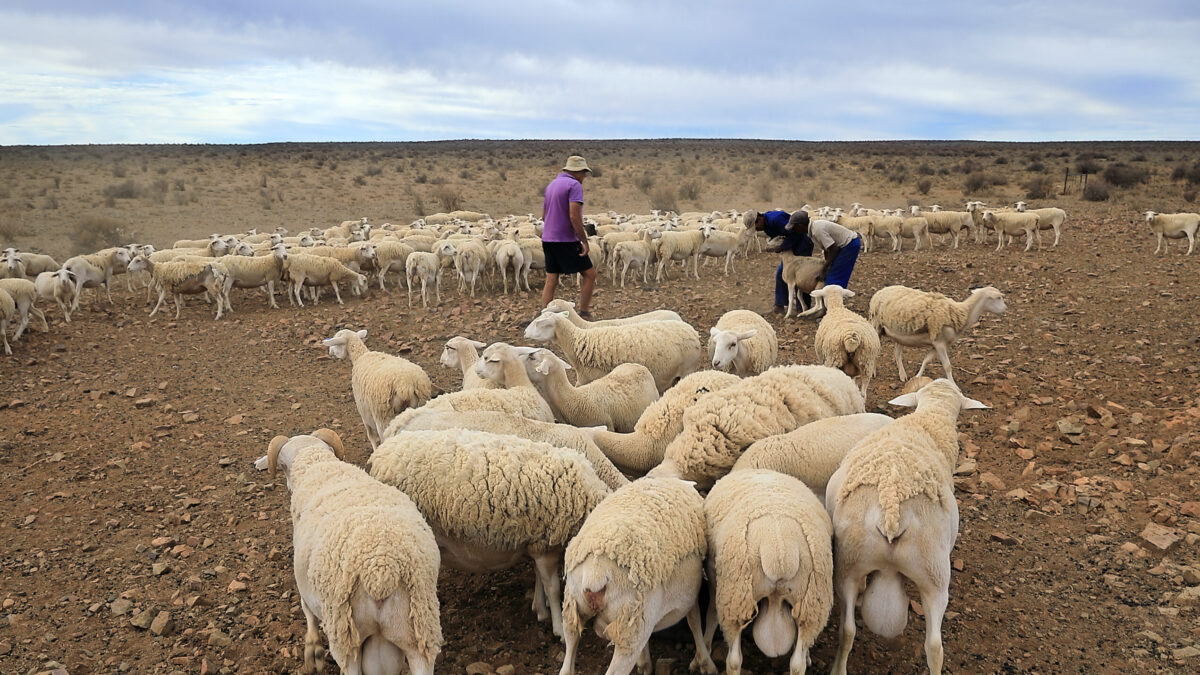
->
[1,1,1198,145]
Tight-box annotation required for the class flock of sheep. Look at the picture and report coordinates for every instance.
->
[0,197,1187,674]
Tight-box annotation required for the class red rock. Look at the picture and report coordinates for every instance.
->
[1140,523,1182,551]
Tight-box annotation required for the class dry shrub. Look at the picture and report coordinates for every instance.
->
[1082,181,1110,202]
[407,188,426,217]
[1023,176,1054,200]
[0,221,32,240]
[963,171,1006,193]
[73,216,135,254]
[366,165,383,176]
[1027,160,1046,172]
[103,180,140,200]
[634,174,654,193]
[677,180,702,201]
[917,163,935,175]
[588,165,602,178]
[1183,188,1197,203]
[916,178,933,195]
[433,185,463,211]
[1075,154,1102,175]
[1102,163,1148,188]
[649,187,678,213]
[756,178,773,202]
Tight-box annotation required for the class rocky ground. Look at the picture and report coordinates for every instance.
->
[2,209,1199,674]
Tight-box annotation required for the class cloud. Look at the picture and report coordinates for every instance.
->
[1,1,1198,144]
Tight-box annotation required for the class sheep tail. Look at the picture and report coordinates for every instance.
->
[842,332,862,355]
[750,518,800,584]
[390,390,411,418]
[861,569,908,638]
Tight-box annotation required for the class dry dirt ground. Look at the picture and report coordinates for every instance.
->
[2,141,1199,674]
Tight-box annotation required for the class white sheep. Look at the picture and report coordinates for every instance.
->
[543,298,683,327]
[3,249,59,278]
[210,247,287,310]
[910,206,972,249]
[281,252,367,307]
[0,278,48,341]
[612,229,662,287]
[452,239,488,297]
[779,251,825,318]
[524,310,702,393]
[1143,210,1198,255]
[810,285,881,401]
[1,251,26,280]
[0,288,14,355]
[654,229,704,281]
[560,476,718,675]
[590,370,741,475]
[732,413,894,504]
[899,215,930,250]
[868,285,1007,384]
[127,256,228,320]
[525,348,660,432]
[439,336,500,390]
[63,248,132,310]
[491,238,527,293]
[981,210,1039,252]
[707,309,777,376]
[1014,203,1067,248]
[650,365,866,489]
[370,428,611,638]
[266,429,442,674]
[871,213,903,252]
[34,268,78,323]
[372,240,415,291]
[324,329,433,450]
[703,469,833,675]
[697,224,743,275]
[825,379,987,675]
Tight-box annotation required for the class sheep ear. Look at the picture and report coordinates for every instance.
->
[960,397,990,410]
[535,360,552,375]
[709,326,720,337]
[736,330,757,340]
[810,288,826,299]
[469,339,487,349]
[356,329,368,340]
[842,288,856,298]
[888,392,921,407]
[322,337,336,346]
[561,360,572,370]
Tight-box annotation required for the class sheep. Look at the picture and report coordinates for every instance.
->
[210,247,287,310]
[703,469,833,675]
[543,298,683,327]
[809,285,881,401]
[491,238,526,293]
[404,243,454,308]
[650,365,864,489]
[127,256,228,320]
[0,288,14,355]
[382,409,628,491]
[654,229,704,281]
[899,215,930,250]
[560,476,718,675]
[281,253,367,307]
[1,252,26,280]
[707,309,778,376]
[779,251,825,318]
[370,428,611,638]
[824,379,988,675]
[525,348,660,432]
[524,310,702,393]
[1013,203,1067,248]
[868,285,1007,384]
[62,248,132,310]
[871,213,903,252]
[34,268,78,322]
[981,210,1039,252]
[0,278,48,341]
[372,240,415,291]
[451,239,488,297]
[732,413,894,505]
[305,243,379,276]
[1143,211,1198,255]
[3,249,59,278]
[590,370,741,474]
[265,429,442,675]
[324,329,432,450]
[439,336,500,390]
[516,238,546,288]
[697,224,743,275]
[612,229,661,287]
[910,206,971,249]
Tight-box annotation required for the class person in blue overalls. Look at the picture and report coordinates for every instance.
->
[746,209,814,313]
[748,209,861,315]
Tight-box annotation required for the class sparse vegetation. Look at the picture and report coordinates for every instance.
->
[1083,180,1110,201]
[916,178,932,195]
[1023,176,1055,200]
[72,215,135,254]
[677,180,702,201]
[433,185,463,211]
[1102,163,1149,188]
[649,187,678,212]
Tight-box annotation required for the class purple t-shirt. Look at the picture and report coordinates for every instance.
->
[542,172,584,242]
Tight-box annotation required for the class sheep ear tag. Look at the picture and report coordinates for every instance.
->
[888,392,921,408]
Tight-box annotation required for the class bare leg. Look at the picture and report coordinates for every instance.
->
[913,349,936,378]
[532,552,564,638]
[934,339,955,384]
[579,267,597,312]
[542,272,561,307]
[893,342,908,381]
[686,602,718,674]
[299,596,325,674]
[726,627,744,674]
[788,616,809,675]
[829,575,860,675]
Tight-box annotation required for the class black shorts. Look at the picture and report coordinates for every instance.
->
[543,241,594,275]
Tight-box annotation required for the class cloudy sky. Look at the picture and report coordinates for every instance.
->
[2,1,1197,145]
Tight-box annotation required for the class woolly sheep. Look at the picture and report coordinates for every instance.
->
[491,238,526,293]
[370,428,611,638]
[868,285,1007,384]
[650,365,865,489]
[382,409,628,491]
[779,251,825,318]
[470,341,557,414]
[372,240,415,291]
[452,239,488,297]
[981,210,1039,252]
[1,252,26,280]
[523,310,702,393]
[1013,203,1067,248]
[560,476,718,675]
[0,288,14,355]
[654,229,704,281]
[210,247,287,310]
[870,213,903,252]
[63,248,132,310]
[591,370,741,474]
[543,298,683,327]
[697,224,744,275]
[324,329,432,450]
[127,256,228,320]
[810,285,880,401]
[525,348,659,432]
[732,413,894,504]
[439,336,500,390]
[3,249,59,278]
[707,309,777,376]
[281,252,367,307]
[0,278,48,341]
[1142,210,1198,255]
[34,268,78,323]
[266,429,442,674]
[910,206,971,249]
[703,469,833,674]
[899,216,930,250]
[825,379,987,675]
[612,229,661,287]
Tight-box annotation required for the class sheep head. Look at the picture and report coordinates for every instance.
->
[323,329,367,360]
[709,327,756,371]
[888,378,988,410]
[524,311,567,342]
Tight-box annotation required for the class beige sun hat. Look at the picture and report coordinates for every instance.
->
[562,155,591,173]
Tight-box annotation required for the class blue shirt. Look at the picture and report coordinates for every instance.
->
[762,210,813,256]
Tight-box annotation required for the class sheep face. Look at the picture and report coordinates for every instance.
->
[523,311,566,342]
[473,343,509,382]
[531,349,568,377]
[127,256,149,273]
[709,328,756,371]
[323,329,367,360]
[970,286,1006,316]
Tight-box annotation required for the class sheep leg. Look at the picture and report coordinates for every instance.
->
[785,281,797,319]
[685,602,718,674]
[434,271,442,305]
[558,603,583,675]
[173,293,183,319]
[332,283,344,305]
[56,296,72,323]
[0,319,9,354]
[829,575,862,675]
[692,253,700,279]
[12,305,29,340]
[893,343,908,381]
[1024,229,1034,252]
[917,573,950,675]
[266,281,279,309]
[725,627,744,674]
[1053,226,1061,248]
[149,289,168,317]
[788,618,809,675]
[298,596,325,674]
[406,273,414,308]
[913,349,937,379]
[532,574,549,622]
[532,552,565,638]
[934,339,956,384]
[1187,231,1196,255]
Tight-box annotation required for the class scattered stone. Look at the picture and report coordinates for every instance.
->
[218,457,235,467]
[227,580,247,593]
[225,414,244,425]
[954,459,977,476]
[130,610,155,629]
[111,598,133,616]
[1141,523,1182,551]
[1172,646,1200,660]
[149,610,174,636]
[1173,586,1200,606]
[208,630,232,647]
[979,472,1006,491]
[151,536,176,547]
[134,397,157,408]
[1056,417,1084,436]
[152,562,171,576]
[496,666,515,675]
[1183,567,1200,585]
[465,663,494,675]
[990,532,1019,545]
[1136,630,1163,643]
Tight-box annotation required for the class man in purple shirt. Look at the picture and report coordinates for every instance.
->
[540,155,596,315]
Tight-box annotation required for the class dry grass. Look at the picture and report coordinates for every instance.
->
[0,139,1198,258]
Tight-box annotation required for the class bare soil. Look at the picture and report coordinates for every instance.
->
[1,141,1198,674]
